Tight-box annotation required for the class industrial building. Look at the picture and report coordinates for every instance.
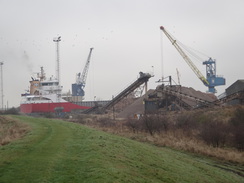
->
[224,80,244,105]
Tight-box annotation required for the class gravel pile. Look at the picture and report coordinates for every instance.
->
[117,90,154,118]
[117,85,217,118]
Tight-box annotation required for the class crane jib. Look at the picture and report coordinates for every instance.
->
[160,26,210,87]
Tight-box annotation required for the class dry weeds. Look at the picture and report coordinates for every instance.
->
[0,116,30,146]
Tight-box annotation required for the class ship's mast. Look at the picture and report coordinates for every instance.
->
[53,36,61,84]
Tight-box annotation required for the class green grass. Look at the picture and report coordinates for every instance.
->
[0,115,243,183]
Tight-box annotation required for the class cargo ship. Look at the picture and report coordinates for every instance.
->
[20,36,93,114]
[20,67,90,114]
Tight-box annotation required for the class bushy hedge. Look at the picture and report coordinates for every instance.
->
[125,107,244,151]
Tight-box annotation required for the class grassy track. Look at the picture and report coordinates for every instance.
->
[0,116,243,183]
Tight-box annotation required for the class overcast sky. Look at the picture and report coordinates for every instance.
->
[0,0,244,107]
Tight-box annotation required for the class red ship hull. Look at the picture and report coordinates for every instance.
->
[20,102,90,113]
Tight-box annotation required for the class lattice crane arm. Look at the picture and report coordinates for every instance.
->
[160,26,209,86]
[77,48,94,86]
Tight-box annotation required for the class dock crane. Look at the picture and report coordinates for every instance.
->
[72,48,94,97]
[160,26,225,93]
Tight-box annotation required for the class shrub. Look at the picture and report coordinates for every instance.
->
[3,107,19,115]
[142,114,156,135]
[199,120,230,148]
[43,112,55,118]
[175,113,192,129]
[174,112,202,136]
[97,117,115,128]
[141,114,169,135]
[77,116,87,124]
[229,107,244,151]
[124,118,141,133]
[229,106,244,126]
[161,115,170,132]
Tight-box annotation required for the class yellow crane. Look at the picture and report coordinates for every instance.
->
[160,26,209,86]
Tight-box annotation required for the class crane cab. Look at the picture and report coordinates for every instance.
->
[203,58,226,93]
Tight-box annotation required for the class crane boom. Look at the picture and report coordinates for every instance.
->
[160,26,209,86]
[77,48,94,86]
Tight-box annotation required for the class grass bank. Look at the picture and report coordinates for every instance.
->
[80,106,244,163]
[0,115,243,183]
